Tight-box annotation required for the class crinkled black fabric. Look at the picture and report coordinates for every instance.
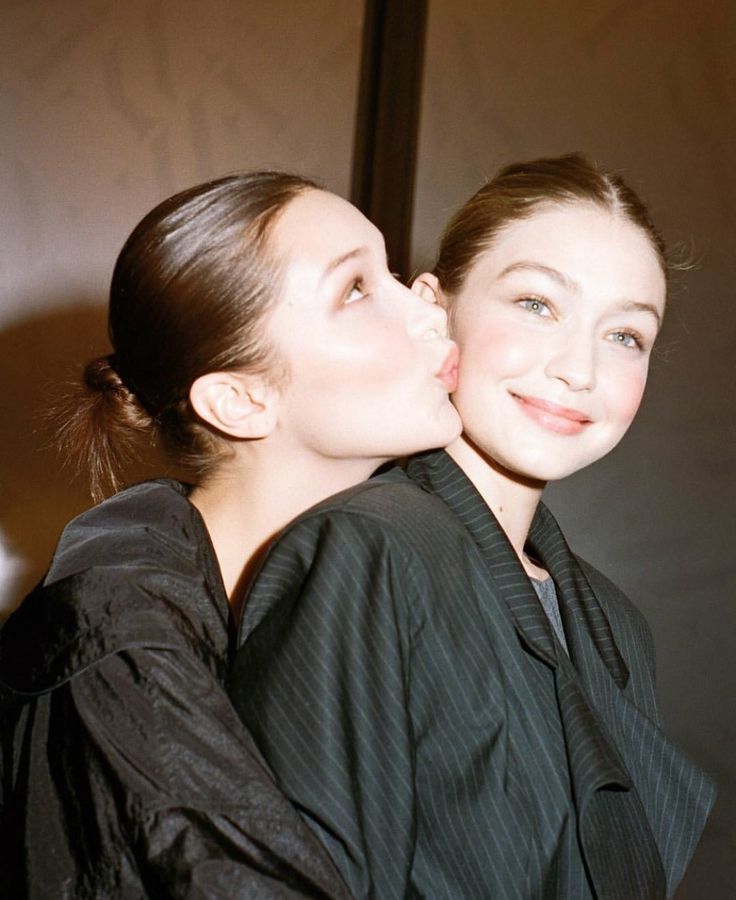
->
[0,480,350,899]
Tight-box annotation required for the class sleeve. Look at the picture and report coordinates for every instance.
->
[230,512,421,900]
[60,644,350,899]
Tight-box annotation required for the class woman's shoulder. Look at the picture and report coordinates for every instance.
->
[45,478,198,582]
[239,467,473,643]
[576,557,652,634]
[279,465,469,549]
[573,555,664,727]
[530,501,654,654]
[0,479,228,699]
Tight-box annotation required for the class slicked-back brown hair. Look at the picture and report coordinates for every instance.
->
[433,153,667,300]
[58,171,319,500]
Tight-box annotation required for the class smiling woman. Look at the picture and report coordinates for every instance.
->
[0,172,460,898]
[444,201,666,493]
[232,155,715,900]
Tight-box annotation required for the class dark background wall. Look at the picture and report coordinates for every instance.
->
[1,1,733,896]
[412,2,735,896]
[0,0,363,607]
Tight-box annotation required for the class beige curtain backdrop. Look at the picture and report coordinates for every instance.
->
[413,2,735,897]
[1,1,733,897]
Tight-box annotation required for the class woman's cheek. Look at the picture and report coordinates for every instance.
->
[457,322,538,380]
[608,368,649,426]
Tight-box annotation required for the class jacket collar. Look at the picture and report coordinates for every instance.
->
[407,450,667,896]
[528,504,630,690]
[407,450,629,688]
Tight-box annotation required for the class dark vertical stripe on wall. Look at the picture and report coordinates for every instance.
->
[351,0,428,278]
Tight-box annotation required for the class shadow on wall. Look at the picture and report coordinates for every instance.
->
[0,301,176,622]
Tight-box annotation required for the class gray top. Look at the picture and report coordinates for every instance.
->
[531,576,569,655]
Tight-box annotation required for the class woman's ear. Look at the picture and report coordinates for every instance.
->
[189,371,278,440]
[411,272,446,307]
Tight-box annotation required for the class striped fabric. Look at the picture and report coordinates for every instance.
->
[231,450,714,899]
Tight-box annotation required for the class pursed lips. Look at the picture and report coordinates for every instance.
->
[436,344,460,392]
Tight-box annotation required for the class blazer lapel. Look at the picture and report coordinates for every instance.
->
[407,450,559,666]
[529,502,715,896]
[529,503,630,688]
[407,451,667,900]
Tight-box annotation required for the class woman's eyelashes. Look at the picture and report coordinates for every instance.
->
[513,293,650,351]
[342,268,400,306]
[607,329,645,351]
[516,295,553,317]
[343,279,368,305]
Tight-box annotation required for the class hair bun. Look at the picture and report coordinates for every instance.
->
[83,354,127,394]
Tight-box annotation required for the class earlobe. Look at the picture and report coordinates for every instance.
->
[189,372,278,440]
[411,272,446,307]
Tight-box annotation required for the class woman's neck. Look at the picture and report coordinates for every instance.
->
[189,446,381,615]
[446,434,547,578]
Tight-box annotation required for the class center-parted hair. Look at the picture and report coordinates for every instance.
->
[60,171,318,500]
[433,153,667,300]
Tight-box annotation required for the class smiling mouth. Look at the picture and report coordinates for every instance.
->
[510,392,592,435]
[436,344,460,392]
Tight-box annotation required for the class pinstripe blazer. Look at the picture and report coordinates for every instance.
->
[231,450,714,900]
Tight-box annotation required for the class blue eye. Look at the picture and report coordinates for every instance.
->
[518,296,551,316]
[608,330,642,350]
[344,281,367,305]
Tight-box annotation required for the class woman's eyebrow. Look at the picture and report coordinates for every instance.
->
[499,263,663,327]
[617,300,662,328]
[321,247,368,282]
[498,261,579,292]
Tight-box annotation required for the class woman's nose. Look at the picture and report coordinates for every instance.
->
[407,286,449,340]
[544,335,597,391]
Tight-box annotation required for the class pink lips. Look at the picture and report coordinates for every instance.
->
[511,392,592,435]
[436,344,460,392]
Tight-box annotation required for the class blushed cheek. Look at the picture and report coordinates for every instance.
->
[456,323,538,383]
[305,334,408,393]
[613,372,648,426]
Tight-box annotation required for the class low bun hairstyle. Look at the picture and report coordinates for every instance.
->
[58,171,318,501]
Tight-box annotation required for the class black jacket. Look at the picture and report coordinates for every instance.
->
[0,480,350,900]
[231,450,715,900]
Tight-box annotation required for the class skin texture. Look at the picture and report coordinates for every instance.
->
[189,189,462,601]
[265,189,462,464]
[446,202,666,492]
